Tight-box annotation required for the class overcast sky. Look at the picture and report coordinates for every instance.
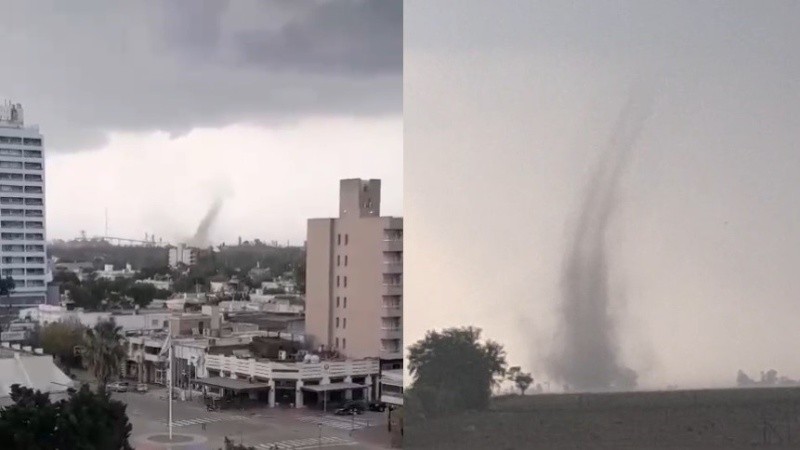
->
[405,0,800,390]
[0,0,402,244]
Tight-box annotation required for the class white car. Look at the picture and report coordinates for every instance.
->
[108,381,129,392]
[135,383,148,393]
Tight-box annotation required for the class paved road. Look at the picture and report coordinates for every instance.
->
[114,389,391,450]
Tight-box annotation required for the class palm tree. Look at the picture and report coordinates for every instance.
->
[83,319,126,393]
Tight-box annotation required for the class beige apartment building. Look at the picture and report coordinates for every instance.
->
[306,179,403,368]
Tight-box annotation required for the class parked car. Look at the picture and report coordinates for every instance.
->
[368,401,387,412]
[343,400,367,409]
[108,381,129,392]
[135,383,148,393]
[335,405,364,416]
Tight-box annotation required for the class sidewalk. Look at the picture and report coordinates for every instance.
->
[352,424,395,449]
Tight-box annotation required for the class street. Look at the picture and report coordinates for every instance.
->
[114,388,392,449]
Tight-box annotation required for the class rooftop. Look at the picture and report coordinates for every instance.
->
[0,101,24,128]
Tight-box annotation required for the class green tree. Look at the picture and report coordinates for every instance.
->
[506,366,534,395]
[68,284,100,310]
[0,384,132,450]
[83,319,126,393]
[407,326,507,417]
[135,266,171,280]
[127,283,157,308]
[293,261,306,294]
[0,276,15,296]
[40,319,86,369]
[54,384,133,450]
[52,271,80,286]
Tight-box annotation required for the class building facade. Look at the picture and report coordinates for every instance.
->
[306,179,403,368]
[0,102,48,306]
[169,243,197,268]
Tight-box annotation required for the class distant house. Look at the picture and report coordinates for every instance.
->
[135,277,172,291]
[96,263,136,280]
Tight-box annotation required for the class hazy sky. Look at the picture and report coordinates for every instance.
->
[405,0,800,389]
[0,0,402,244]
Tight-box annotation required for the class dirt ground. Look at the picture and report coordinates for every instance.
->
[404,387,800,449]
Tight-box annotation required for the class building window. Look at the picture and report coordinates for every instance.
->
[337,234,341,245]
[343,276,347,288]
[335,338,339,348]
[345,234,349,245]
[337,255,340,266]
[343,297,347,308]
[336,276,340,287]
[344,255,348,266]
[336,317,339,328]
[342,338,346,349]
[343,318,346,329]
[336,296,340,308]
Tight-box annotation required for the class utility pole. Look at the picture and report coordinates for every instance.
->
[168,338,173,440]
[104,207,108,237]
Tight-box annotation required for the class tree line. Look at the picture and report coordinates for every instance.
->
[53,271,172,311]
[406,326,534,420]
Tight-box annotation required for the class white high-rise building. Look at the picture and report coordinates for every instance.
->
[0,101,49,306]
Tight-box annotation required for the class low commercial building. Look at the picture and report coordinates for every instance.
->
[0,345,75,403]
[200,353,380,409]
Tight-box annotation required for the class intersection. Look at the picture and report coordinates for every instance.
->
[116,388,391,449]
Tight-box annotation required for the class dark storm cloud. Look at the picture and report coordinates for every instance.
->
[234,1,402,75]
[0,0,401,152]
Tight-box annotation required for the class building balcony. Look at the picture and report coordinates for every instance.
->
[381,328,402,340]
[382,284,402,296]
[382,239,403,252]
[383,262,403,274]
[382,306,402,318]
[380,350,403,360]
[144,353,167,363]
[380,391,404,406]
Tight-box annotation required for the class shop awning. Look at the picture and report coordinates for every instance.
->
[301,382,365,392]
[192,377,270,391]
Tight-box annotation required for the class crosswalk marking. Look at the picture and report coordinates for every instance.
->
[161,415,250,428]
[296,415,371,430]
[255,436,356,449]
